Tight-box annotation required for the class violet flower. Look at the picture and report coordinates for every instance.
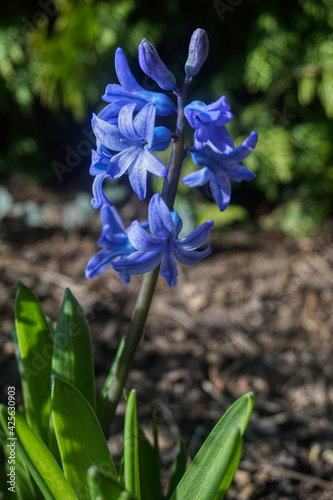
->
[182,131,258,211]
[91,103,171,200]
[113,194,214,287]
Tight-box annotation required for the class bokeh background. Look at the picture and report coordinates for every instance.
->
[1,0,333,234]
[1,1,333,499]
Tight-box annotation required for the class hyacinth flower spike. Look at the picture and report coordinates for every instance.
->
[102,47,177,116]
[113,194,214,287]
[85,202,141,285]
[92,102,171,200]
[185,96,234,152]
[182,131,258,211]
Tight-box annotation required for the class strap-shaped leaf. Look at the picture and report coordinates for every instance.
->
[87,466,138,500]
[137,404,162,500]
[214,431,243,500]
[52,289,96,412]
[51,376,116,498]
[170,392,254,500]
[124,390,140,499]
[166,438,187,499]
[14,283,53,444]
[0,405,77,500]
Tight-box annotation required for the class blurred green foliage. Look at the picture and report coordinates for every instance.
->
[1,0,333,235]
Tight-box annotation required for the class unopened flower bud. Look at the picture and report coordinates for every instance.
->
[138,39,177,91]
[185,29,209,78]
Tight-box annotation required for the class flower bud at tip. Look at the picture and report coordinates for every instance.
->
[185,28,209,78]
[139,39,177,91]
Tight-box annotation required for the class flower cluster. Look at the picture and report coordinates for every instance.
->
[86,29,257,286]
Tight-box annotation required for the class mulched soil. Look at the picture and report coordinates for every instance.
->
[1,180,333,499]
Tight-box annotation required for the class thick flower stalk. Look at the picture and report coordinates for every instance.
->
[85,29,258,433]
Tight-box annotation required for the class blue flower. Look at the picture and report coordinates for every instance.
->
[102,48,177,116]
[85,202,138,284]
[182,131,258,211]
[138,39,177,91]
[185,96,234,152]
[113,194,214,287]
[91,102,171,200]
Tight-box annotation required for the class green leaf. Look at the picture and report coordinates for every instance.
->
[0,429,36,500]
[214,431,243,500]
[51,376,116,498]
[52,288,96,412]
[137,420,162,500]
[87,466,138,500]
[0,405,77,500]
[170,392,254,500]
[124,390,140,499]
[97,336,125,418]
[14,283,53,443]
[166,438,187,499]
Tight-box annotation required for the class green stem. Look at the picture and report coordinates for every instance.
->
[98,79,190,435]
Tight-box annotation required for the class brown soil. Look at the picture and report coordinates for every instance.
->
[0,181,333,499]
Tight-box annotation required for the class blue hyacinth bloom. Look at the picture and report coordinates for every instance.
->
[102,48,177,116]
[91,102,171,200]
[113,194,214,287]
[85,202,138,284]
[185,96,234,153]
[182,131,258,211]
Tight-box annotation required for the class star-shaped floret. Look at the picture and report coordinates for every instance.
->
[182,131,258,211]
[113,194,214,286]
[185,96,234,153]
[102,48,177,116]
[91,103,171,200]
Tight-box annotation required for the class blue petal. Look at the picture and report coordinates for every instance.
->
[127,220,163,251]
[141,149,168,177]
[89,149,111,176]
[182,167,210,187]
[91,174,109,209]
[151,126,172,151]
[128,155,148,199]
[210,172,231,211]
[133,103,156,148]
[149,194,178,238]
[227,165,256,182]
[184,100,206,128]
[171,211,183,234]
[118,103,139,140]
[217,131,258,165]
[92,114,136,151]
[115,47,143,92]
[174,244,212,266]
[108,147,140,179]
[160,240,179,286]
[178,220,214,250]
[100,203,126,235]
[86,248,119,279]
[98,103,122,124]
[113,246,163,275]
